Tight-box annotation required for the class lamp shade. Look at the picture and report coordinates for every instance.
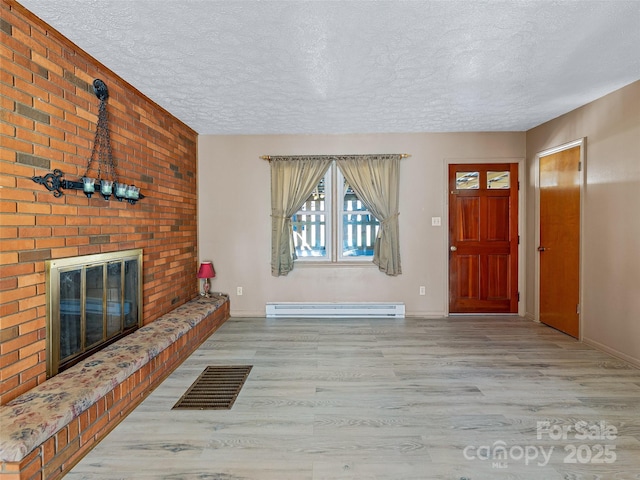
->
[197,262,215,279]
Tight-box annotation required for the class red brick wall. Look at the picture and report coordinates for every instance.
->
[0,1,199,404]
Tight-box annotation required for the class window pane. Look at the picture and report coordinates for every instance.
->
[123,259,138,328]
[292,213,327,257]
[339,174,380,258]
[343,182,368,211]
[59,269,81,360]
[293,174,328,258]
[342,213,379,257]
[85,265,104,347]
[299,176,326,213]
[487,171,510,189]
[456,172,479,189]
[106,262,121,337]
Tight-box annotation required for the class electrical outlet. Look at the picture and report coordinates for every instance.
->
[431,217,441,226]
[236,286,243,296]
[419,286,426,295]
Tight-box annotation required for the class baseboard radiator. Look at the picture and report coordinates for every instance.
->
[265,302,405,318]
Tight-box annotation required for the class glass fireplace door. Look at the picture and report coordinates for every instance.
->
[47,249,142,376]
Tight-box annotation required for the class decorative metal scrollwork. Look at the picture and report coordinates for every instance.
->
[32,169,65,197]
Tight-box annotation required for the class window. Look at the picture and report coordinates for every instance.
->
[455,170,511,190]
[270,153,401,276]
[292,163,380,262]
[456,171,479,189]
[487,171,510,189]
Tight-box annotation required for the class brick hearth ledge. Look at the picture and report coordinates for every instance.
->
[0,295,228,467]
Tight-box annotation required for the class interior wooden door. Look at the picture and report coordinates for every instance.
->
[539,146,581,337]
[449,163,519,313]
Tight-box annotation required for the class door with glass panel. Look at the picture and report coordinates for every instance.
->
[448,163,519,313]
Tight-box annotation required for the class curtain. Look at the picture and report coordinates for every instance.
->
[336,154,402,276]
[270,156,332,276]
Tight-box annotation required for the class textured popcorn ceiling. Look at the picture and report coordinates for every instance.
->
[19,0,640,135]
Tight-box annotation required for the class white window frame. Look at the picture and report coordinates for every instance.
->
[293,162,380,264]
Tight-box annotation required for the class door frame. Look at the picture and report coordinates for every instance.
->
[533,138,586,339]
[444,157,526,316]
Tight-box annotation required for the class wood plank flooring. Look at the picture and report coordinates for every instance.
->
[66,316,640,479]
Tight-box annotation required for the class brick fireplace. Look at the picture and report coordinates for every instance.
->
[1,2,220,477]
[45,249,143,377]
[1,1,200,408]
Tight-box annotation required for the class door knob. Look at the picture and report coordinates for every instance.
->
[450,246,457,252]
[537,246,546,252]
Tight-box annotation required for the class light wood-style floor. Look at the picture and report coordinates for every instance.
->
[67,316,640,479]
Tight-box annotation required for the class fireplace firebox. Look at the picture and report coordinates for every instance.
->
[46,249,143,376]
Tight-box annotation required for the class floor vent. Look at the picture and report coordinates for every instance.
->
[265,302,405,318]
[172,365,252,410]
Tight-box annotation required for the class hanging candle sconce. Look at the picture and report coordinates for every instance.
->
[32,79,144,204]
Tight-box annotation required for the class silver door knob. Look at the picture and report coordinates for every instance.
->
[450,245,457,252]
[537,246,546,252]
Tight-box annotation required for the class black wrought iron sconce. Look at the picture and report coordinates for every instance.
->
[32,79,144,204]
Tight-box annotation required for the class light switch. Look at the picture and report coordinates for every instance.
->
[431,217,441,226]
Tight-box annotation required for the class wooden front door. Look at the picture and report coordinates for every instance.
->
[539,146,581,338]
[449,163,519,313]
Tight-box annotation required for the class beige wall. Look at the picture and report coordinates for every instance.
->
[525,80,640,366]
[198,81,639,365]
[198,132,525,317]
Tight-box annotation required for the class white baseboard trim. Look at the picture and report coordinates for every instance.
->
[582,337,640,369]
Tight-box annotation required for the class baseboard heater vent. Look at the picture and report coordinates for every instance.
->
[266,302,405,318]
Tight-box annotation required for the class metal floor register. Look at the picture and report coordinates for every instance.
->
[172,365,253,410]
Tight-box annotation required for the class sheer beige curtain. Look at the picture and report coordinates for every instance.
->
[270,156,332,276]
[336,154,402,276]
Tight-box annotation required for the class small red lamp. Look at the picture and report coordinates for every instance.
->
[197,261,215,298]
